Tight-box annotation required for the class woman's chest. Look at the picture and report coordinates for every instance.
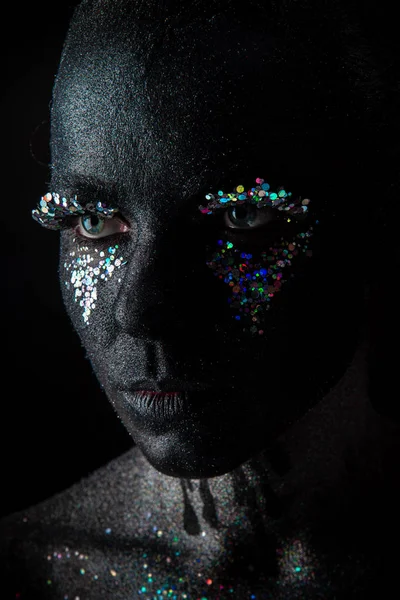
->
[27,525,395,600]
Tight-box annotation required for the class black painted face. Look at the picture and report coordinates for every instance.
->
[46,2,368,477]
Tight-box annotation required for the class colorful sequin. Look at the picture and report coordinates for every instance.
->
[199,177,310,220]
[34,522,319,598]
[33,178,316,330]
[31,192,126,325]
[32,192,118,230]
[199,178,317,335]
[63,244,127,324]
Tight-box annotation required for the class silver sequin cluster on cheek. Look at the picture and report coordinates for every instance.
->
[31,191,128,325]
[63,243,127,324]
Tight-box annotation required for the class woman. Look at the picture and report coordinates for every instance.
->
[2,0,399,597]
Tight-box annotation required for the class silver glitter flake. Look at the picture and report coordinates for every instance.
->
[64,245,127,324]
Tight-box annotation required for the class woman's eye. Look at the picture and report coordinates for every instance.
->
[76,214,130,239]
[223,204,275,230]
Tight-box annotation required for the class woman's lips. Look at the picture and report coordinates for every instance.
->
[119,386,234,434]
[114,377,212,394]
[121,389,192,428]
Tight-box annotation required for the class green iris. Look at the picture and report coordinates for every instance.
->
[228,205,258,227]
[81,214,105,235]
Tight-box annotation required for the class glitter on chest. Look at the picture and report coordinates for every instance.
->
[38,532,319,600]
[63,244,127,324]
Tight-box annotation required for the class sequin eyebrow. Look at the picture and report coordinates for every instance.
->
[32,192,119,230]
[198,177,311,220]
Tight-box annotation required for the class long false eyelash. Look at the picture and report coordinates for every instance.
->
[32,192,119,230]
[198,178,311,222]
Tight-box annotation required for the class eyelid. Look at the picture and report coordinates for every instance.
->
[223,205,277,230]
[32,192,122,231]
[201,198,310,220]
[198,180,311,222]
[75,213,130,240]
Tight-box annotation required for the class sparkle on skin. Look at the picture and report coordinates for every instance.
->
[32,178,316,329]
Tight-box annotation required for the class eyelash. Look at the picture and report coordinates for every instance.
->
[68,203,284,242]
[199,181,310,225]
[71,213,130,240]
[204,204,294,236]
[33,187,309,242]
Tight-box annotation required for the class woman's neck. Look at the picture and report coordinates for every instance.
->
[127,332,395,569]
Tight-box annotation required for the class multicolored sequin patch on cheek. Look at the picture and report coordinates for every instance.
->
[63,243,127,325]
[206,231,314,335]
[199,178,317,335]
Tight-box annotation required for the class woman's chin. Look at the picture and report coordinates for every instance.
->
[133,429,264,478]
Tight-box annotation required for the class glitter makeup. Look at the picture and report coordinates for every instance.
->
[64,244,127,324]
[32,192,119,230]
[198,177,310,220]
[32,192,127,325]
[18,482,324,599]
[199,178,318,335]
[32,180,316,330]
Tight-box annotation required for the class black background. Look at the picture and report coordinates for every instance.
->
[1,0,399,519]
[1,1,133,519]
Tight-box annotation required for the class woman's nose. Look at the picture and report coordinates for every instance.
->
[113,214,234,341]
[114,235,171,338]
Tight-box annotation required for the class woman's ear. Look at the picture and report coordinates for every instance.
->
[30,120,51,168]
[366,273,400,422]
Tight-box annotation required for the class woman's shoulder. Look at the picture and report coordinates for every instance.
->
[0,445,148,598]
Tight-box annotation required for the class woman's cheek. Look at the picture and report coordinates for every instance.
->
[62,240,127,325]
[199,178,317,335]
[206,225,316,336]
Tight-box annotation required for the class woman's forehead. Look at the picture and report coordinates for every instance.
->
[50,65,324,205]
[49,0,364,213]
[50,50,267,204]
